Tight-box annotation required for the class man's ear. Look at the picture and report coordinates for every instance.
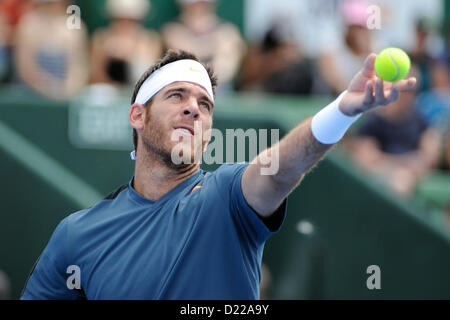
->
[129,103,146,131]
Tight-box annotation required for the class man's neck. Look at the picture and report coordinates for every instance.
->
[133,151,199,202]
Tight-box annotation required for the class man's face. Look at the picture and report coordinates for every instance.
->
[140,81,214,167]
[346,25,371,54]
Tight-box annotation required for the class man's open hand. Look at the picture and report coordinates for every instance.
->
[338,53,417,117]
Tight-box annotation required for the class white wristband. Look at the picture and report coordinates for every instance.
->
[311,90,361,144]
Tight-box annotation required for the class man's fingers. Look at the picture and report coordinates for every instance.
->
[396,77,417,91]
[362,53,377,78]
[374,78,388,105]
[363,81,374,106]
[383,81,393,90]
[386,85,400,104]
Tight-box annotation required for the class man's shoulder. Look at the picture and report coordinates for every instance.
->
[66,183,129,226]
[208,163,250,178]
[202,163,250,191]
[103,183,129,201]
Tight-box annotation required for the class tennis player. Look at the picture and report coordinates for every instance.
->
[21,50,415,299]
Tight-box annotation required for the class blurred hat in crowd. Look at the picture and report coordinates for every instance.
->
[262,20,296,52]
[340,0,370,27]
[177,0,216,5]
[106,0,150,20]
[34,0,64,4]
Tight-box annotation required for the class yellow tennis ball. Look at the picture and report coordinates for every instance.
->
[375,47,411,82]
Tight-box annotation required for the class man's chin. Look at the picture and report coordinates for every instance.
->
[169,141,203,165]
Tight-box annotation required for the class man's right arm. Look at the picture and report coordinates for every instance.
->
[21,218,83,300]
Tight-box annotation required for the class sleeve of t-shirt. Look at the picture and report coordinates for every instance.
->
[213,163,287,246]
[20,218,83,300]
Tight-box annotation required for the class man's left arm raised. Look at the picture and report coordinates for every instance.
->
[242,53,417,217]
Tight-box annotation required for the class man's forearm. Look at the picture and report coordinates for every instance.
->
[243,117,335,217]
[243,53,417,217]
[265,117,334,193]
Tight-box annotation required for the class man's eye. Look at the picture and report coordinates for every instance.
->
[169,93,181,99]
[200,102,211,110]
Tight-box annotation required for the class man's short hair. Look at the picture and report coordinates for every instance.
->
[130,50,218,152]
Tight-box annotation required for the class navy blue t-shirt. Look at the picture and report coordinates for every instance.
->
[21,163,286,300]
[357,109,428,154]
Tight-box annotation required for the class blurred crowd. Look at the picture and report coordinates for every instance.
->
[0,0,449,214]
[0,0,246,97]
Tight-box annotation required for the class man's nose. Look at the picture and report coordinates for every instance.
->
[182,100,200,119]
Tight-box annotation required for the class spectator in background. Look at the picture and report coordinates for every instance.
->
[259,263,272,300]
[90,0,162,87]
[409,18,438,92]
[14,0,89,101]
[0,270,11,300]
[417,60,450,137]
[0,0,33,82]
[440,20,450,70]
[318,0,374,95]
[161,0,246,93]
[347,66,441,198]
[0,0,33,29]
[236,21,314,95]
[0,11,11,82]
[446,132,450,171]
[416,22,450,171]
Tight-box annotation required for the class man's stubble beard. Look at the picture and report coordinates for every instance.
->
[141,112,197,173]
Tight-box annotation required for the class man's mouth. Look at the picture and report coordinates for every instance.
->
[173,125,194,136]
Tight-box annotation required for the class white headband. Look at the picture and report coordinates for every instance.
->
[134,59,214,105]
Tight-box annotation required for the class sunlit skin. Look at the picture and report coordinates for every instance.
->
[129,81,213,201]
